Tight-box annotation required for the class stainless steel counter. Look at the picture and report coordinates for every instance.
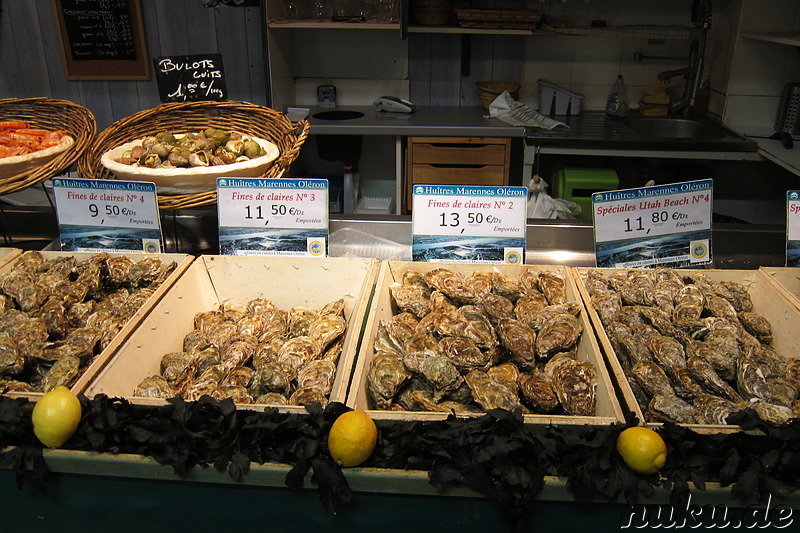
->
[305,105,525,137]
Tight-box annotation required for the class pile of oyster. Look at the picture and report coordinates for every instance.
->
[367,267,597,417]
[0,251,177,393]
[583,268,800,425]
[113,129,269,169]
[134,297,347,406]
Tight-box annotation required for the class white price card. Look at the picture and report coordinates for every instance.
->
[51,178,163,253]
[786,190,800,266]
[592,179,713,268]
[216,177,329,257]
[411,184,527,264]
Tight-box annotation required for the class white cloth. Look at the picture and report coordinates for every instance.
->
[489,91,568,130]
[526,177,581,219]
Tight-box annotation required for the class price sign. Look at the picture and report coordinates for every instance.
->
[786,190,800,266]
[52,178,162,253]
[592,179,713,268]
[217,178,329,257]
[411,184,527,264]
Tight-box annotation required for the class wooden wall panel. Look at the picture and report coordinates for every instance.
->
[0,0,267,130]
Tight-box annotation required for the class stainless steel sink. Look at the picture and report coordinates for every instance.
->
[624,116,727,139]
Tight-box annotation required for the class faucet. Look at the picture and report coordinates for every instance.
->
[657,0,712,115]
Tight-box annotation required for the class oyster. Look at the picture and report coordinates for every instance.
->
[261,309,289,340]
[296,359,337,394]
[537,271,566,305]
[221,336,258,369]
[254,392,288,405]
[249,361,293,397]
[496,318,537,365]
[41,355,81,392]
[289,386,329,407]
[487,362,520,390]
[195,345,222,375]
[590,291,622,326]
[518,370,559,413]
[631,360,675,398]
[247,297,275,317]
[687,356,743,402]
[13,250,45,273]
[718,280,753,312]
[513,292,550,327]
[321,337,343,364]
[390,283,431,318]
[458,305,498,349]
[438,335,492,370]
[160,351,196,385]
[464,270,494,296]
[307,314,347,351]
[480,292,515,323]
[535,314,582,359]
[386,312,419,344]
[551,359,596,416]
[276,336,321,374]
[373,320,404,359]
[648,392,700,424]
[736,356,771,401]
[748,398,796,425]
[464,369,528,413]
[134,375,175,398]
[106,256,134,287]
[693,394,745,425]
[216,385,253,404]
[288,307,319,337]
[705,295,739,321]
[320,298,345,317]
[237,314,268,338]
[518,269,541,296]
[128,257,166,287]
[183,329,210,354]
[424,268,475,304]
[0,335,24,374]
[526,302,582,331]
[222,366,255,388]
[491,271,521,301]
[367,353,411,409]
[737,311,772,344]
[406,352,463,401]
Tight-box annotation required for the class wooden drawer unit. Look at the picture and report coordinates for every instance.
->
[406,136,511,211]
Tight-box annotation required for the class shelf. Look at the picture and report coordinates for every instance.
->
[741,31,800,47]
[408,24,698,40]
[267,19,401,30]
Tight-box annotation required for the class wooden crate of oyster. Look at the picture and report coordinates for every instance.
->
[85,255,378,411]
[0,250,193,398]
[759,266,800,313]
[347,261,624,425]
[571,267,800,433]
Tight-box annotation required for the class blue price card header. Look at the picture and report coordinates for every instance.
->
[217,178,328,190]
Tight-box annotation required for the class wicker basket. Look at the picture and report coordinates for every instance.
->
[0,97,97,196]
[77,100,310,210]
[410,0,453,26]
[476,80,521,110]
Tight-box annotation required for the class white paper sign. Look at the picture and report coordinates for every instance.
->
[592,179,713,268]
[411,184,527,264]
[786,190,800,266]
[216,178,329,256]
[52,178,163,253]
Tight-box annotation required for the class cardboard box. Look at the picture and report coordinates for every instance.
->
[571,267,800,433]
[86,255,378,411]
[0,251,193,398]
[347,261,624,425]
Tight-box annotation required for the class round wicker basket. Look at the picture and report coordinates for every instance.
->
[476,81,521,110]
[77,100,310,210]
[0,97,97,196]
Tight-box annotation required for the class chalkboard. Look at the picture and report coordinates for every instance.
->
[153,54,228,103]
[53,0,149,80]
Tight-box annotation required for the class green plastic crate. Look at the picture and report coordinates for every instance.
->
[552,168,619,220]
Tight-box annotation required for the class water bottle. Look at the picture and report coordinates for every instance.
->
[605,74,629,119]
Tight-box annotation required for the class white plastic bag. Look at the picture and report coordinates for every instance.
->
[526,177,582,219]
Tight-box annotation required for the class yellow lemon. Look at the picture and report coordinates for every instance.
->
[616,426,667,475]
[31,386,82,448]
[327,409,378,467]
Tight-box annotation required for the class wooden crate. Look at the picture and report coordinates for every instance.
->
[1,251,193,398]
[347,260,624,425]
[0,248,21,269]
[85,255,379,411]
[759,266,800,312]
[571,267,800,433]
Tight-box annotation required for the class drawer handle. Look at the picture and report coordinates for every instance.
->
[426,143,490,149]
[426,163,490,169]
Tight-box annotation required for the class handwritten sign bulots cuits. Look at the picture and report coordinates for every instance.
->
[153,54,228,103]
